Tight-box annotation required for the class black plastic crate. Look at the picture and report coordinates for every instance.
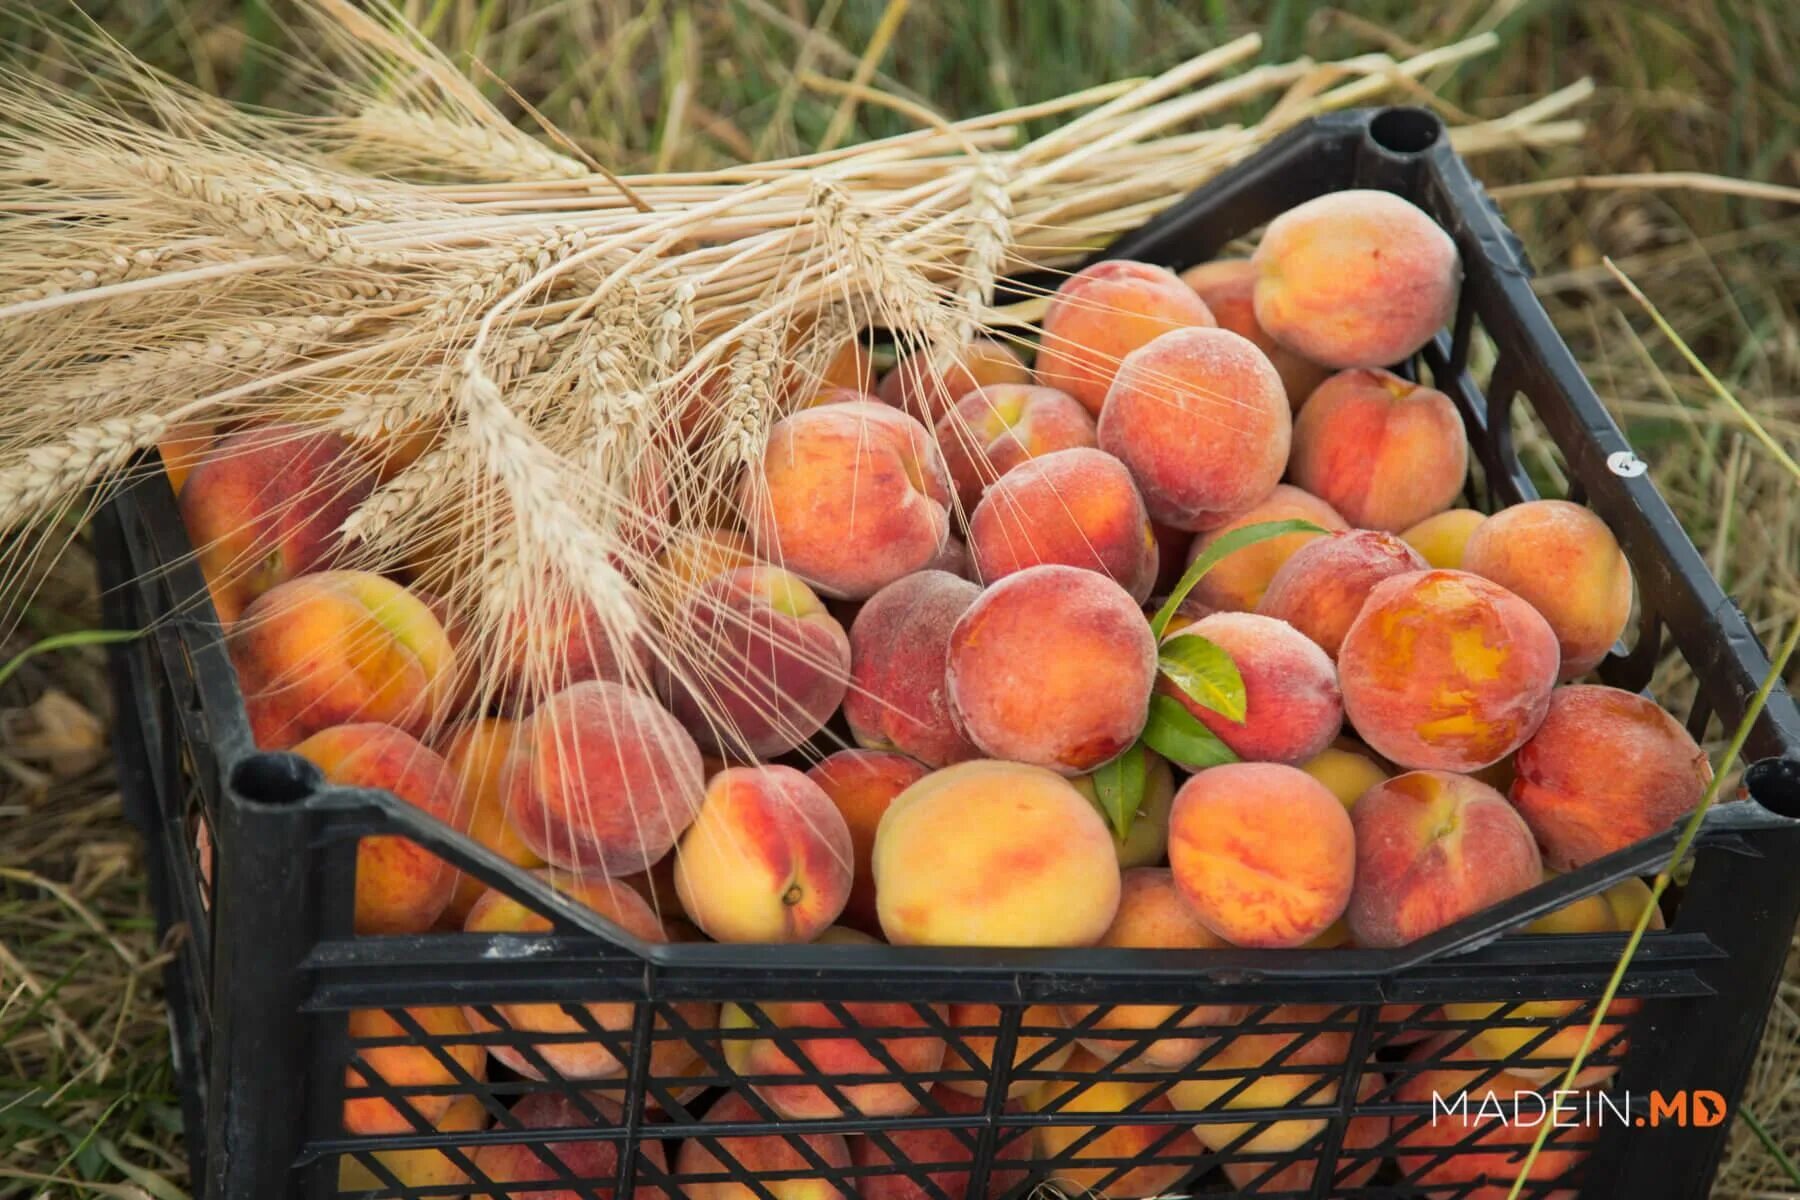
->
[95,106,1800,1200]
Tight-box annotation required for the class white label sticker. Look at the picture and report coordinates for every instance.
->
[1607,450,1648,478]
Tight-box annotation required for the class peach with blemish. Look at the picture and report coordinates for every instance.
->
[933,382,1097,512]
[1036,259,1217,416]
[1182,484,1347,612]
[843,570,982,768]
[1288,368,1469,532]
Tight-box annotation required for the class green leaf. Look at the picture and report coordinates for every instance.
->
[1150,518,1330,638]
[1157,633,1246,724]
[1140,694,1239,771]
[1090,740,1147,842]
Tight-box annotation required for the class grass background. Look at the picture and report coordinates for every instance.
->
[1,1,1795,1195]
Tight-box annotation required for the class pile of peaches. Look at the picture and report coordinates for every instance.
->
[174,189,1716,1197]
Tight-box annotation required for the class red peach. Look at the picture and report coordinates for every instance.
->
[1036,259,1217,415]
[933,382,1098,512]
[1182,484,1348,612]
[1256,528,1429,658]
[673,1090,852,1200]
[1288,368,1469,532]
[878,336,1032,426]
[1181,257,1332,409]
[472,1092,669,1200]
[1157,612,1343,765]
[848,1085,1029,1200]
[805,750,932,936]
[843,570,983,768]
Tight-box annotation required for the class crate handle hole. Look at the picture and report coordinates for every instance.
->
[230,752,322,807]
[1369,107,1442,155]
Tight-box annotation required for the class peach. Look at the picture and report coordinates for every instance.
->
[843,570,982,768]
[652,527,759,606]
[673,1090,852,1200]
[874,760,1122,947]
[1029,1047,1206,1198]
[878,335,1032,426]
[292,723,460,935]
[343,1006,486,1136]
[1510,685,1712,869]
[1443,988,1641,1088]
[1168,1005,1351,1156]
[1036,259,1217,415]
[1252,189,1461,369]
[805,750,931,935]
[1181,484,1348,612]
[1298,745,1389,809]
[229,570,455,750]
[157,419,213,495]
[674,766,853,943]
[472,1092,668,1200]
[1219,1071,1388,1194]
[1289,368,1469,532]
[659,565,850,758]
[1347,770,1542,948]
[1068,751,1176,868]
[179,423,372,624]
[463,871,711,1081]
[1157,612,1343,765]
[493,587,655,713]
[503,680,705,876]
[1062,868,1247,1067]
[925,534,970,579]
[1402,507,1485,569]
[848,1085,1029,1200]
[1462,500,1633,680]
[338,1092,487,1193]
[787,335,875,404]
[1168,765,1355,948]
[436,718,544,928]
[722,928,945,1119]
[940,1003,1075,1100]
[1528,874,1663,937]
[1180,257,1331,409]
[967,447,1159,603]
[934,382,1097,512]
[1257,529,1428,658]
[1338,569,1560,771]
[946,565,1156,774]
[1096,326,1291,531]
[744,400,952,599]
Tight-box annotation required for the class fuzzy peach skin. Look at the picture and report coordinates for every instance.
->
[940,1003,1075,1099]
[1096,326,1291,531]
[1181,258,1332,410]
[1288,368,1469,532]
[1035,259,1218,415]
[230,570,456,750]
[877,335,1032,425]
[805,750,931,936]
[1252,189,1461,370]
[1401,507,1485,569]
[435,718,544,929]
[1029,1047,1206,1198]
[934,382,1098,512]
[1337,569,1560,771]
[338,1092,487,1194]
[968,447,1160,602]
[722,928,946,1118]
[675,1089,852,1200]
[1462,500,1633,680]
[492,587,655,713]
[292,724,460,935]
[179,423,373,624]
[849,1084,1030,1200]
[651,527,760,607]
[503,680,705,876]
[1510,685,1712,869]
[674,766,853,943]
[1220,1071,1388,1194]
[343,1006,486,1136]
[1297,744,1389,809]
[1158,613,1343,765]
[473,1092,669,1200]
[743,400,952,599]
[659,565,851,758]
[1167,1004,1352,1157]
[843,570,982,768]
[1063,868,1247,1067]
[1257,529,1428,658]
[873,759,1122,947]
[946,565,1157,774]
[157,420,213,495]
[1182,484,1348,612]
[1168,764,1355,948]
[1069,751,1176,868]
[1347,770,1543,948]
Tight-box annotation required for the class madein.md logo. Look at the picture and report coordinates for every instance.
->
[1430,1090,1727,1129]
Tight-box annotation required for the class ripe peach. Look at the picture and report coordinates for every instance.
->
[180,423,372,624]
[788,335,875,404]
[674,766,853,943]
[1219,1071,1388,1193]
[292,724,460,935]
[673,1090,852,1200]
[659,565,850,758]
[1029,1047,1206,1198]
[157,420,213,495]
[1168,765,1355,948]
[343,1006,486,1136]
[1289,368,1469,532]
[946,565,1156,774]
[1182,484,1348,612]
[968,447,1159,602]
[472,1092,668,1200]
[1168,1005,1351,1157]
[230,570,456,750]
[1036,259,1217,415]
[1157,612,1343,765]
[877,336,1032,426]
[1257,529,1428,658]
[1096,326,1291,531]
[1252,189,1461,369]
[744,400,952,599]
[1181,258,1331,409]
[843,570,982,768]
[1510,685,1712,869]
[934,382,1097,512]
[1068,751,1176,868]
[493,588,655,713]
[873,760,1122,947]
[848,1085,1029,1200]
[1298,744,1389,808]
[503,680,705,876]
[1338,570,1560,771]
[940,1003,1074,1100]
[1402,507,1485,569]
[1528,875,1663,937]
[338,1092,486,1193]
[1462,500,1633,680]
[805,750,931,935]
[1063,868,1247,1067]
[436,718,543,928]
[1347,770,1542,948]
[652,527,760,607]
